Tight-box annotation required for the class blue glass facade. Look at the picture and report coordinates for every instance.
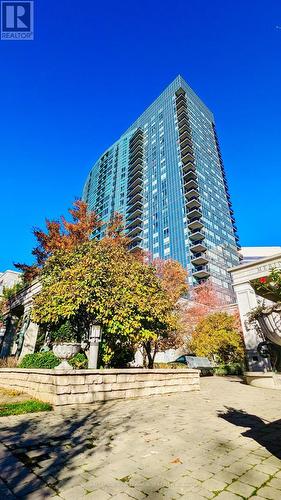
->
[83,76,240,302]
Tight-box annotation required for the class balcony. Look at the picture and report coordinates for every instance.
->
[129,241,142,251]
[128,205,142,224]
[130,130,143,148]
[128,191,142,205]
[182,162,195,174]
[188,218,203,231]
[191,253,208,266]
[190,241,207,253]
[129,173,142,190]
[181,144,193,157]
[127,211,142,226]
[186,197,200,210]
[182,152,194,165]
[179,128,190,141]
[178,121,189,134]
[180,135,192,148]
[192,266,210,279]
[177,109,187,122]
[189,229,205,241]
[130,143,142,158]
[184,170,197,183]
[178,114,188,127]
[184,179,198,191]
[185,188,199,200]
[129,233,142,244]
[176,102,186,114]
[127,225,142,238]
[187,207,202,219]
[176,95,186,106]
[130,153,143,168]
[129,183,142,198]
[129,162,142,178]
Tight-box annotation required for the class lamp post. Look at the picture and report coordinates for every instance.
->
[88,322,102,369]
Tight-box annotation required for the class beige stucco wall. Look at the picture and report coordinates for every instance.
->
[0,368,200,406]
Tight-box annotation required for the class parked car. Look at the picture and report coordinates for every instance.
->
[171,355,214,376]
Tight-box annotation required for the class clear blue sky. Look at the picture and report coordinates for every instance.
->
[1,0,280,271]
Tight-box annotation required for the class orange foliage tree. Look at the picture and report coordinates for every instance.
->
[181,281,225,341]
[14,200,101,282]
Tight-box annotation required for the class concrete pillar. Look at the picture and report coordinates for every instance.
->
[88,324,101,369]
[19,312,39,359]
[0,315,17,358]
[234,282,270,372]
[88,341,99,369]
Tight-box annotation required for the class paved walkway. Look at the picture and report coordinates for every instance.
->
[1,377,281,499]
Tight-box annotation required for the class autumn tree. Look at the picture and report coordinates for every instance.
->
[14,200,101,282]
[188,312,244,363]
[153,258,188,303]
[181,281,225,340]
[32,239,186,368]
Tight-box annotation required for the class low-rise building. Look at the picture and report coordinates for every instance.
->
[0,270,22,295]
[240,247,281,264]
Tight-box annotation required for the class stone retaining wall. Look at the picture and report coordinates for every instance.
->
[0,368,200,406]
[244,371,281,390]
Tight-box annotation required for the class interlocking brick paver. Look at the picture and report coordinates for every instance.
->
[202,477,228,492]
[255,463,280,476]
[216,492,242,499]
[60,485,88,499]
[0,377,281,499]
[257,486,281,499]
[239,469,269,488]
[227,479,256,497]
[267,477,281,490]
[83,491,112,500]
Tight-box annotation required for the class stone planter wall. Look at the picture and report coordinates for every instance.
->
[244,371,281,390]
[0,368,200,406]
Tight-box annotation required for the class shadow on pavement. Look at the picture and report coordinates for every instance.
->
[218,406,281,460]
[0,402,133,497]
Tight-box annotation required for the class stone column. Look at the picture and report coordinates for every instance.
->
[19,308,39,360]
[0,315,17,358]
[234,282,270,372]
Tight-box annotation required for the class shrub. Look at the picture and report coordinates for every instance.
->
[0,356,18,368]
[19,351,89,370]
[214,362,244,376]
[189,312,244,364]
[68,353,88,369]
[50,320,77,343]
[153,362,184,369]
[215,365,228,376]
[19,352,60,369]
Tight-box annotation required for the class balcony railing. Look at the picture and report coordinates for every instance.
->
[186,198,201,210]
[190,241,207,253]
[184,179,198,191]
[188,218,203,230]
[192,266,210,279]
[185,188,199,200]
[187,207,202,219]
[191,253,208,266]
[189,229,205,241]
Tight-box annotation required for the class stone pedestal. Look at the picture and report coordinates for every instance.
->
[234,282,270,371]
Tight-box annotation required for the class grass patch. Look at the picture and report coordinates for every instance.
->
[0,399,52,417]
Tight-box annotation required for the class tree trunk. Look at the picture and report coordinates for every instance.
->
[144,341,154,369]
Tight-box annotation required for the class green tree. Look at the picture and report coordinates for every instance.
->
[188,312,244,363]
